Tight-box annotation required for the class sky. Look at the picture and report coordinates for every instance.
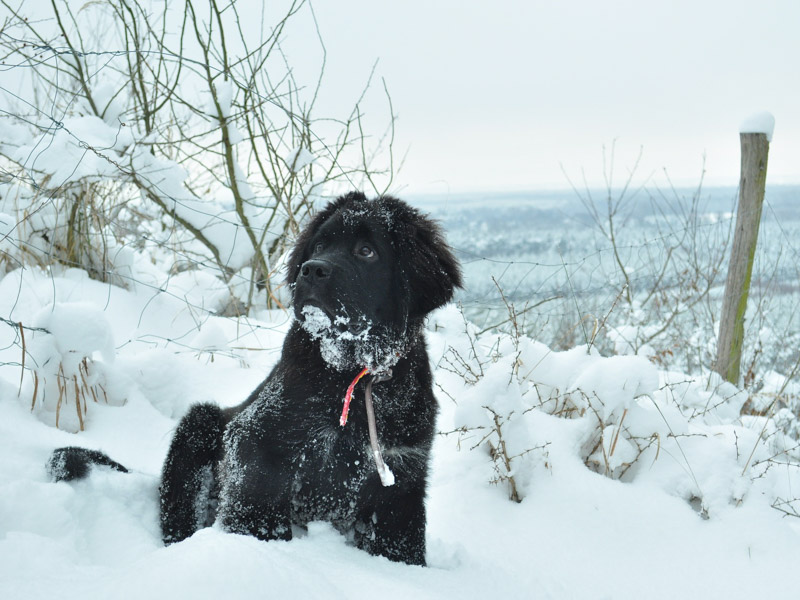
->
[4,0,797,195]
[280,0,800,193]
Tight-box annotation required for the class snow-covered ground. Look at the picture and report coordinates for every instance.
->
[1,263,799,600]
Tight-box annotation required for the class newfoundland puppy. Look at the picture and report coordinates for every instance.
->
[48,192,461,566]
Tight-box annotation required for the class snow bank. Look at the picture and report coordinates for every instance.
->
[430,303,800,523]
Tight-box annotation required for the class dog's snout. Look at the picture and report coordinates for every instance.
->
[300,259,332,280]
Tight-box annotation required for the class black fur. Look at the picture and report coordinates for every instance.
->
[160,403,226,543]
[47,446,128,481]
[49,192,461,566]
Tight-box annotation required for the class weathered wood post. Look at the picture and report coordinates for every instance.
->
[714,113,774,385]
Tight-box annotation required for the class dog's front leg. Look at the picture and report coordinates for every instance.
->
[354,475,427,566]
[217,434,293,541]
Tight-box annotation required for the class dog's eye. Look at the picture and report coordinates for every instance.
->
[357,244,375,259]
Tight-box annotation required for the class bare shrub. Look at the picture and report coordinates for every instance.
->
[0,0,396,311]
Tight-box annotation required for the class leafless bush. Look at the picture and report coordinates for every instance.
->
[560,145,733,374]
[0,0,396,311]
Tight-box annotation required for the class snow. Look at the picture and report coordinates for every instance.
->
[285,146,316,172]
[739,111,775,142]
[299,305,404,374]
[373,449,395,487]
[32,302,116,366]
[0,267,799,598]
[300,304,368,370]
[10,116,134,188]
[0,212,16,254]
[213,79,234,119]
[129,151,257,272]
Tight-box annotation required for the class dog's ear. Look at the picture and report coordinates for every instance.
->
[389,199,462,318]
[286,191,368,285]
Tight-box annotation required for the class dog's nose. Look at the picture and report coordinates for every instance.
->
[300,259,332,280]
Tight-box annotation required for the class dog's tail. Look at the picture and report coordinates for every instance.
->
[47,446,129,482]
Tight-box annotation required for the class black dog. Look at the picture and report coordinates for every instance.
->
[49,192,461,566]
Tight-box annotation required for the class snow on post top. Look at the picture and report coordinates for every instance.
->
[739,111,775,142]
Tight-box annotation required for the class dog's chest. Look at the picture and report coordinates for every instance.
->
[289,418,373,525]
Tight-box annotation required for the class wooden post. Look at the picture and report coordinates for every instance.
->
[715,132,770,384]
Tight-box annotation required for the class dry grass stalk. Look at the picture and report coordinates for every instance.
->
[18,321,25,396]
[48,359,102,430]
[74,374,84,431]
[609,408,628,457]
[30,372,39,411]
[56,364,65,429]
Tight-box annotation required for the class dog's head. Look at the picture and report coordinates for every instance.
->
[287,192,462,369]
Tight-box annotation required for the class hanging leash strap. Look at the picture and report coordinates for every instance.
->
[364,371,395,486]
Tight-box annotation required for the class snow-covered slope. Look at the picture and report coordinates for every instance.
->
[0,268,799,600]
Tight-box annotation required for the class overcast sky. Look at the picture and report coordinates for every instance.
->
[8,1,797,194]
[281,0,799,194]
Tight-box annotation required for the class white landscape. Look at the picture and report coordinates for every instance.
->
[1,251,800,599]
[1,1,800,599]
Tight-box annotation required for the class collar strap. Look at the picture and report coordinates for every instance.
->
[340,367,369,426]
